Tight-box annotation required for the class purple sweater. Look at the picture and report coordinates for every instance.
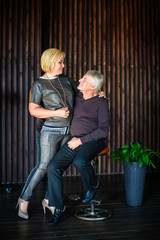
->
[71,93,110,144]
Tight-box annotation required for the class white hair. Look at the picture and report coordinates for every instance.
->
[86,70,104,93]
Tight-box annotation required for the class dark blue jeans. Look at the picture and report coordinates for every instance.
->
[47,138,105,210]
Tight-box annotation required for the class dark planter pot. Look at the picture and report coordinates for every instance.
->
[123,161,146,207]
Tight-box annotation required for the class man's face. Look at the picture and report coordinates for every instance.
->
[77,74,93,92]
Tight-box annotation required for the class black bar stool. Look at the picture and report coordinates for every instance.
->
[74,147,112,221]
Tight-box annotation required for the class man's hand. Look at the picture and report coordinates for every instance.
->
[68,137,82,150]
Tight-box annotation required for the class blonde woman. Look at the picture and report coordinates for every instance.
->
[16,48,78,219]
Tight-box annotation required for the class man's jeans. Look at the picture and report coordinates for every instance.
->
[47,138,105,210]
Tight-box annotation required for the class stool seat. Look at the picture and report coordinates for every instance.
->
[91,146,109,167]
[98,146,109,155]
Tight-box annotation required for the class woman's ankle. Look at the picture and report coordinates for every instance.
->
[50,206,55,215]
[20,200,29,213]
[44,198,48,204]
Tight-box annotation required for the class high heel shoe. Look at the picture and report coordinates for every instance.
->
[16,198,29,219]
[42,199,55,215]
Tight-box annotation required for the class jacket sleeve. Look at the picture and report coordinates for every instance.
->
[68,78,79,94]
[29,81,43,105]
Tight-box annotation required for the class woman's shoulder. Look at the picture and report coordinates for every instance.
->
[30,78,49,93]
[36,76,48,82]
[59,74,69,80]
[32,77,48,86]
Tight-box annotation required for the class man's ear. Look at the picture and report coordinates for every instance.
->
[91,85,97,91]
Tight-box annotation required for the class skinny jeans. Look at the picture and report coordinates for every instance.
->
[20,126,70,201]
[20,131,41,198]
[47,137,105,210]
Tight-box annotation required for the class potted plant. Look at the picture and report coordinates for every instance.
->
[112,142,160,207]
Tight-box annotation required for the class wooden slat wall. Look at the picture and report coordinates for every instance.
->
[42,0,160,176]
[0,0,42,183]
[0,0,160,183]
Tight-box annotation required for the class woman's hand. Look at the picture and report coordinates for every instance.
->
[98,91,106,99]
[68,137,82,150]
[55,108,70,118]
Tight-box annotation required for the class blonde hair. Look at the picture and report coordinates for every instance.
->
[40,48,65,72]
[86,70,104,93]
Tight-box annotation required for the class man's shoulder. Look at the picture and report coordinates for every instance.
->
[94,96,109,111]
[95,96,108,104]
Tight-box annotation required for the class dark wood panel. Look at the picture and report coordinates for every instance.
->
[0,0,42,183]
[0,0,160,183]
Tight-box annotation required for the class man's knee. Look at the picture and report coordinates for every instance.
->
[73,158,86,170]
[47,160,60,175]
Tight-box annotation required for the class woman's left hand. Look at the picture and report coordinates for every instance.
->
[99,91,107,98]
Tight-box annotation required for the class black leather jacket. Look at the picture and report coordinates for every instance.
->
[30,75,78,127]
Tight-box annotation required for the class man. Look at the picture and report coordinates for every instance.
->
[47,70,110,226]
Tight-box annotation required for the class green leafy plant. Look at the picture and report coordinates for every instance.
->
[112,142,160,168]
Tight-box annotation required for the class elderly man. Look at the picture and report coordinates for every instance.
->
[47,70,110,226]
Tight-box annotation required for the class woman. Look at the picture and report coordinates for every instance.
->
[16,48,77,219]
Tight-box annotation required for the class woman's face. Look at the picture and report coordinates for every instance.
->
[52,57,65,75]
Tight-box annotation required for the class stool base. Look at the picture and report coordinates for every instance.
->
[75,200,112,221]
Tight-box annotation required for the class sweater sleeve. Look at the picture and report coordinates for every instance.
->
[80,99,110,144]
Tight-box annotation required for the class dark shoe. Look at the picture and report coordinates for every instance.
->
[81,181,100,204]
[48,207,69,227]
